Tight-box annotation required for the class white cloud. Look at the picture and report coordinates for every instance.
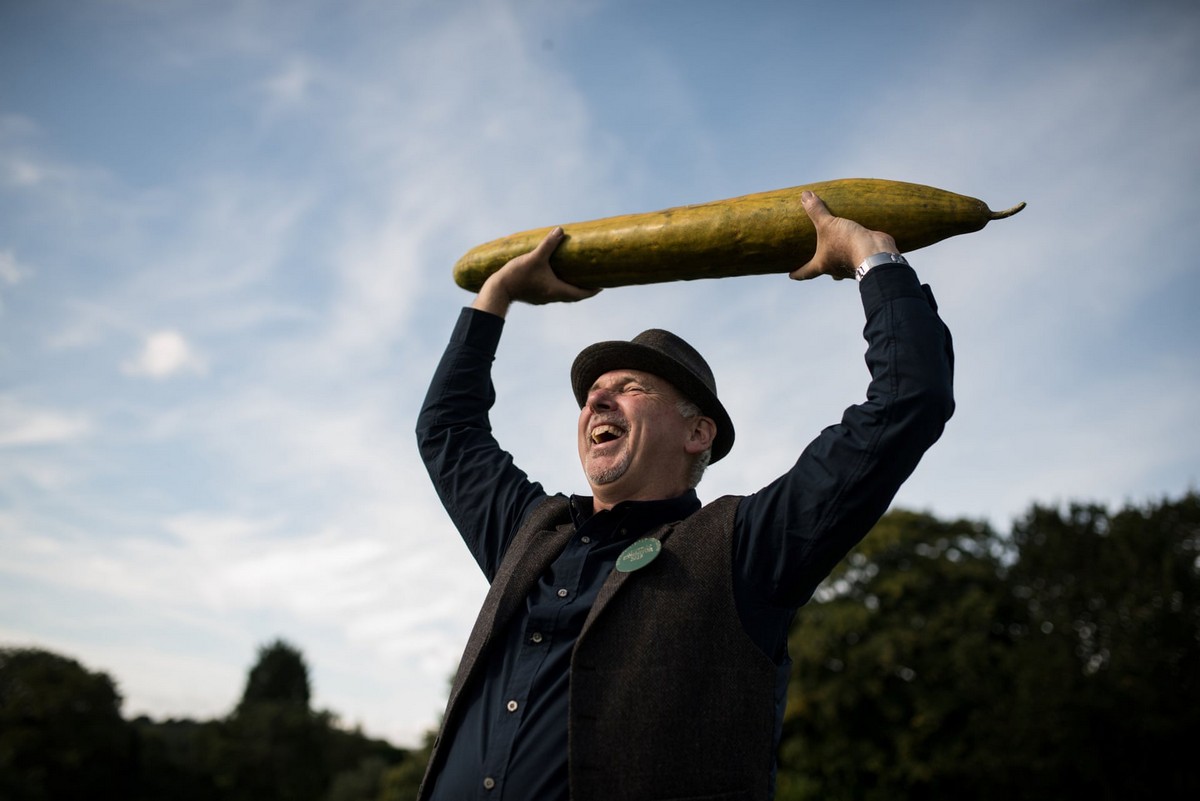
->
[0,249,25,284]
[122,330,207,379]
[259,58,316,109]
[0,397,91,447]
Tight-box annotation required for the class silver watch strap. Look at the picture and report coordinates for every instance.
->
[855,251,908,282]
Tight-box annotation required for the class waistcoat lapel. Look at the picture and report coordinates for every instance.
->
[579,521,678,637]
[443,499,575,717]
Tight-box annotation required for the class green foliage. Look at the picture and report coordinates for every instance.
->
[377,729,436,801]
[0,639,409,801]
[0,648,134,801]
[777,492,1200,800]
[129,716,224,801]
[999,495,1200,797]
[238,638,312,711]
[211,640,328,801]
[325,756,391,801]
[778,510,1009,799]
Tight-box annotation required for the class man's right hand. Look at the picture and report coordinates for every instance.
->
[472,227,601,317]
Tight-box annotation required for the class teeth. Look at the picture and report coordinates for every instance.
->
[590,424,623,444]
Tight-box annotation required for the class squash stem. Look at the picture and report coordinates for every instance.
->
[990,201,1027,220]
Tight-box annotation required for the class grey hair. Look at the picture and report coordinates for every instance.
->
[676,399,713,489]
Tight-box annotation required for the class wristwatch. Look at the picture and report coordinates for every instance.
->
[856,251,908,282]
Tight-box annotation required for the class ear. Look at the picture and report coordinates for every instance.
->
[685,416,717,455]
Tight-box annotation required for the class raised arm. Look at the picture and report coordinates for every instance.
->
[735,191,956,611]
[417,228,600,579]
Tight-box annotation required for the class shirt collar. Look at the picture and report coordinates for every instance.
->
[569,489,701,534]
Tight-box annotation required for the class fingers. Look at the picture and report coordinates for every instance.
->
[789,261,821,281]
[790,261,846,281]
[558,283,603,302]
[494,225,602,305]
[532,226,598,301]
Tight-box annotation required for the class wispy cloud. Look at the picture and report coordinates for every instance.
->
[0,248,27,314]
[0,397,91,447]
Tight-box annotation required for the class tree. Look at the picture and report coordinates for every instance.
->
[1001,493,1200,798]
[377,730,435,801]
[776,510,1010,800]
[238,638,312,711]
[213,639,328,801]
[774,493,1200,800]
[129,716,224,801]
[0,647,133,801]
[0,639,411,801]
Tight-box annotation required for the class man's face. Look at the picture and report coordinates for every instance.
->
[577,369,705,508]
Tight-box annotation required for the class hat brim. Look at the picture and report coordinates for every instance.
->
[571,341,734,463]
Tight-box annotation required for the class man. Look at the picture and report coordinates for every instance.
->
[416,192,955,800]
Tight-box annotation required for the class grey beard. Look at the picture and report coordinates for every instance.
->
[585,452,630,486]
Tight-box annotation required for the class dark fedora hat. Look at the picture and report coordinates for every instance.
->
[570,329,734,463]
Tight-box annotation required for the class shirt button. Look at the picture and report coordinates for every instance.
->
[530,632,544,643]
[483,777,496,790]
[581,536,591,544]
[557,588,569,598]
[506,699,519,712]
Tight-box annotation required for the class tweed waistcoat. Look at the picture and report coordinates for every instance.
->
[419,494,778,801]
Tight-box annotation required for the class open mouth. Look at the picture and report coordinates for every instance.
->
[589,423,625,445]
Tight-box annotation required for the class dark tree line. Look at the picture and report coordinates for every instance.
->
[777,491,1200,799]
[3,491,1197,799]
[0,639,420,801]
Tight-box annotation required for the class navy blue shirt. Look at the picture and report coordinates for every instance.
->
[416,263,954,799]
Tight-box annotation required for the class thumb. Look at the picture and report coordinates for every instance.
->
[791,191,830,280]
[800,190,833,224]
[531,226,566,260]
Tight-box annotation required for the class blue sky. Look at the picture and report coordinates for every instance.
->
[2,0,1198,745]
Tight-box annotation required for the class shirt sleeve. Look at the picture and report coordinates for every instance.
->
[416,307,549,581]
[734,263,956,616]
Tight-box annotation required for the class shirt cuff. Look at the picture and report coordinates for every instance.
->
[858,263,930,318]
[451,307,506,355]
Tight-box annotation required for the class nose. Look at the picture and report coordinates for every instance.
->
[586,386,615,411]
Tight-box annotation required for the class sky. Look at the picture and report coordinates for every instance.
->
[1,0,1198,747]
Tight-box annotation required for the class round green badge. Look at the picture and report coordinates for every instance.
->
[616,538,662,572]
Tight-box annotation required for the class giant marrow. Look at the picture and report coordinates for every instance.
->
[452,178,1025,291]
